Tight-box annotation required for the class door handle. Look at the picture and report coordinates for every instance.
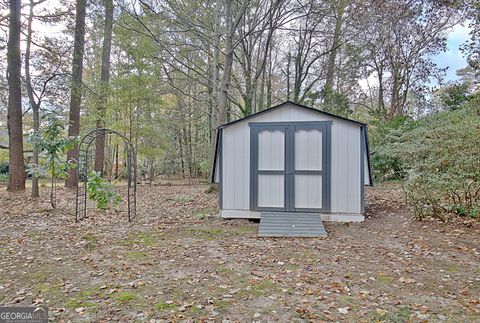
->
[286,171,293,175]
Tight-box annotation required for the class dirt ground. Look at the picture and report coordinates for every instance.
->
[0,181,479,322]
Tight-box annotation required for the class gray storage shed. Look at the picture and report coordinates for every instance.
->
[212,101,372,222]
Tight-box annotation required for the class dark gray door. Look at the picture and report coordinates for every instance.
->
[250,121,331,212]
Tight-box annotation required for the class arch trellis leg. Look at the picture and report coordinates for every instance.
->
[75,128,137,222]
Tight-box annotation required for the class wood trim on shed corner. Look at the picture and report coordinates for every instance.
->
[210,129,220,183]
[210,128,224,209]
[360,126,365,213]
[364,125,373,187]
[218,129,223,209]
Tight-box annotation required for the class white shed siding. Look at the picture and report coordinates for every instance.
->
[221,103,362,214]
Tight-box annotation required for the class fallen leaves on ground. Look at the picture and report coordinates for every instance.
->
[0,180,479,321]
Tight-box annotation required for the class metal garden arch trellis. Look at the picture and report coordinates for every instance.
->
[75,128,137,222]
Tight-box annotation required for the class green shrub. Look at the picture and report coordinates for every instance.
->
[377,103,480,220]
[371,154,406,181]
[0,162,8,174]
[87,171,122,209]
[369,115,414,181]
[440,82,473,110]
[29,115,77,208]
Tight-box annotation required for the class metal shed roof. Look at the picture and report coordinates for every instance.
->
[219,100,367,129]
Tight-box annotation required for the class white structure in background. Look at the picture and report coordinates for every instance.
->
[212,101,373,222]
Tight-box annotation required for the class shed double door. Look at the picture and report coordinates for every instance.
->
[250,122,330,212]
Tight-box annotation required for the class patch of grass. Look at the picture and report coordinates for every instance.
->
[241,279,278,297]
[155,302,176,311]
[214,299,231,310]
[444,263,460,273]
[28,269,50,283]
[190,228,224,240]
[122,231,158,247]
[372,306,412,323]
[173,194,194,204]
[65,288,101,310]
[29,229,42,241]
[339,295,356,306]
[65,298,96,309]
[115,291,137,303]
[83,233,98,250]
[193,209,217,220]
[125,251,147,260]
[189,305,203,314]
[230,226,256,234]
[34,282,63,300]
[217,266,234,275]
[288,264,298,271]
[377,274,395,284]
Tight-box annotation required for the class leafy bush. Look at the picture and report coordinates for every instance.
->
[373,102,480,220]
[0,162,8,174]
[30,115,77,208]
[440,82,473,110]
[369,115,414,181]
[371,154,406,181]
[87,171,122,209]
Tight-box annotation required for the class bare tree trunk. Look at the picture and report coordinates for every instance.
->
[207,0,222,184]
[182,125,192,184]
[25,0,39,197]
[286,52,291,100]
[389,67,401,118]
[50,161,56,208]
[267,39,273,108]
[377,65,385,116]
[148,159,154,184]
[7,0,25,192]
[65,0,87,187]
[216,0,233,126]
[114,142,119,178]
[324,1,345,92]
[178,132,185,179]
[94,0,114,174]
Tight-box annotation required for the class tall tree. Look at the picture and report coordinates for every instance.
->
[287,2,329,104]
[94,0,114,174]
[25,0,40,197]
[24,0,64,197]
[360,0,459,118]
[7,0,25,191]
[324,0,345,92]
[65,0,87,187]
